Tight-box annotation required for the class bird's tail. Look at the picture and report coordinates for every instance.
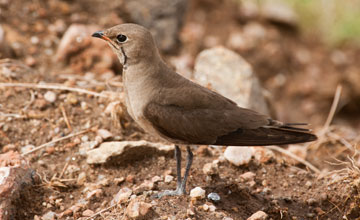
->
[214,125,317,146]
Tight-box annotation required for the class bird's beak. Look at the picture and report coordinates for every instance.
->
[92,31,111,42]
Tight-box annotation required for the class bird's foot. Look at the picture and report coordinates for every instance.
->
[152,187,186,199]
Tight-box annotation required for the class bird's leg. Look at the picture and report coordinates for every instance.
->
[153,145,194,198]
[179,146,193,194]
[174,145,182,190]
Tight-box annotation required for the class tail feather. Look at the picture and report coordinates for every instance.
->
[214,126,317,146]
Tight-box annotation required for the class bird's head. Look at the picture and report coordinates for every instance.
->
[92,23,159,68]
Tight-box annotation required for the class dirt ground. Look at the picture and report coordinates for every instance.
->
[1,0,360,219]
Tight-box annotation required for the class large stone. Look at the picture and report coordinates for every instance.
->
[0,152,38,220]
[194,46,269,115]
[86,141,174,164]
[125,0,187,52]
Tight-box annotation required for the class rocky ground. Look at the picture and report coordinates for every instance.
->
[1,0,360,219]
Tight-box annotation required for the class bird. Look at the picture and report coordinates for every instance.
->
[92,23,317,198]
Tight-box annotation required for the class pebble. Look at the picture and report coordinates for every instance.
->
[82,209,94,217]
[76,172,86,185]
[66,93,78,105]
[97,129,113,140]
[208,205,216,212]
[2,144,16,152]
[44,91,56,103]
[240,171,256,181]
[125,199,152,219]
[203,162,218,175]
[114,177,125,185]
[224,147,254,166]
[20,144,35,154]
[247,210,268,220]
[190,187,206,199]
[207,192,221,202]
[164,175,174,183]
[111,187,132,204]
[41,211,56,220]
[306,198,317,206]
[202,204,209,211]
[152,175,161,183]
[305,180,312,188]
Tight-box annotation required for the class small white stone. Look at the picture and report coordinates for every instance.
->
[190,187,206,199]
[21,144,35,154]
[224,147,254,166]
[97,129,113,140]
[208,205,216,212]
[247,210,268,220]
[44,91,56,103]
[164,175,174,183]
[111,187,132,204]
[41,211,56,220]
[202,204,209,211]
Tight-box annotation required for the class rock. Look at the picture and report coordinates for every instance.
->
[0,166,38,220]
[190,187,206,199]
[41,211,56,220]
[207,192,221,202]
[224,147,254,166]
[164,175,174,183]
[247,211,268,220]
[82,209,95,217]
[111,187,132,205]
[125,199,152,219]
[77,172,86,185]
[253,147,275,163]
[134,180,155,194]
[202,162,218,176]
[260,1,298,27]
[44,91,57,103]
[194,46,269,115]
[97,129,113,140]
[0,151,25,167]
[125,0,187,52]
[240,171,256,181]
[86,141,174,165]
[20,144,35,154]
[2,144,16,153]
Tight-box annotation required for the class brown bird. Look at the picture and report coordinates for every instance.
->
[92,23,317,198]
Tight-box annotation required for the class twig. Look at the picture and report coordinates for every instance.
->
[86,204,118,220]
[59,160,70,179]
[327,131,354,152]
[60,104,72,132]
[0,82,108,98]
[21,129,89,156]
[321,85,342,134]
[23,90,35,111]
[267,145,320,173]
[310,85,342,150]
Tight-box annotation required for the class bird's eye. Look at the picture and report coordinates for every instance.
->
[116,34,127,43]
